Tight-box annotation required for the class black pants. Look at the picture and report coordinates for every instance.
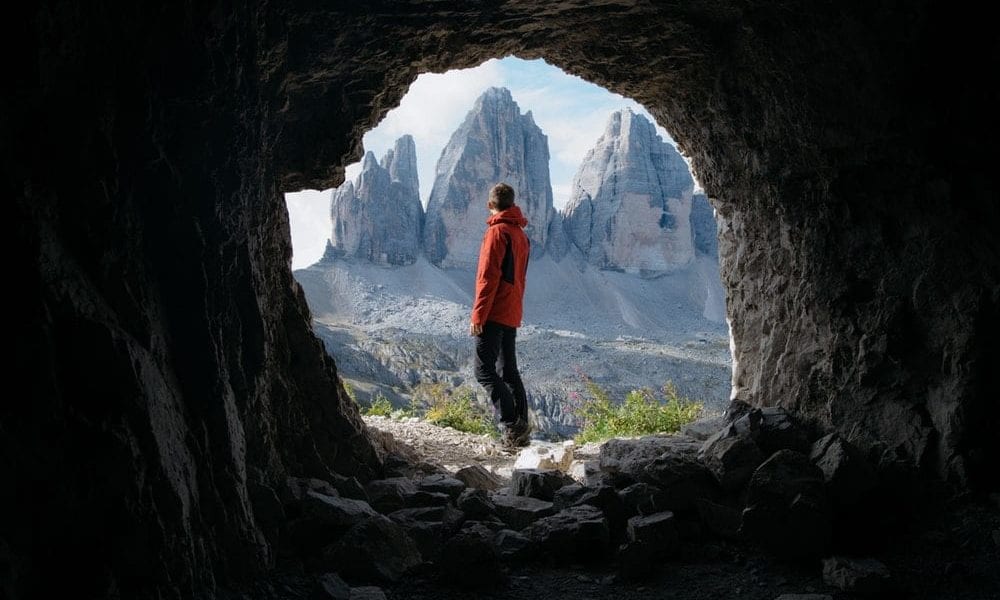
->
[474,321,528,425]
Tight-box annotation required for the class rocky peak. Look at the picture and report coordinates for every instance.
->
[562,109,695,273]
[423,87,554,269]
[329,137,424,265]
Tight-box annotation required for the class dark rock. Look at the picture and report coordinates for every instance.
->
[310,573,351,600]
[522,505,610,563]
[511,468,574,501]
[616,541,656,581]
[701,428,765,492]
[680,415,726,441]
[822,556,893,596]
[417,474,466,500]
[599,435,701,483]
[249,481,286,528]
[641,448,720,510]
[695,499,743,540]
[732,407,812,455]
[494,529,538,563]
[404,490,451,508]
[626,512,679,555]
[289,492,380,554]
[809,433,877,507]
[349,587,387,600]
[453,465,504,492]
[618,482,669,517]
[320,516,422,583]
[439,523,504,589]
[386,507,460,562]
[284,478,341,509]
[457,488,496,519]
[775,595,833,600]
[553,483,626,539]
[365,478,418,513]
[740,450,832,558]
[491,494,556,530]
[330,474,371,503]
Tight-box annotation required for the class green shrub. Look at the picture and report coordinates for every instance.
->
[342,379,357,404]
[412,383,497,437]
[571,378,703,444]
[363,394,393,417]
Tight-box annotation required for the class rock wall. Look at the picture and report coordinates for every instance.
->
[563,109,695,272]
[329,136,424,265]
[423,87,554,268]
[6,0,997,598]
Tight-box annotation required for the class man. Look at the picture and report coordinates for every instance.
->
[470,182,532,449]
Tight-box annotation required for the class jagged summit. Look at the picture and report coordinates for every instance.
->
[563,109,696,273]
[422,86,555,268]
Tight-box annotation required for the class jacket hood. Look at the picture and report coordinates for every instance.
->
[487,204,528,228]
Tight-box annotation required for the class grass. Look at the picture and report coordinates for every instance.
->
[412,383,498,438]
[570,378,703,444]
[362,394,393,417]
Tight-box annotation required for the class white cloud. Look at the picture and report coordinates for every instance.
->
[284,189,330,269]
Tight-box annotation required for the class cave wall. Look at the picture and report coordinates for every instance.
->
[5,0,997,598]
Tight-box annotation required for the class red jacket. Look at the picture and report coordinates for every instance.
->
[471,205,530,328]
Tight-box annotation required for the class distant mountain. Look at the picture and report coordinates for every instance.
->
[422,87,554,268]
[563,108,696,273]
[327,135,423,265]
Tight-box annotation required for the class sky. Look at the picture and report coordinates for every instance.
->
[285,56,690,269]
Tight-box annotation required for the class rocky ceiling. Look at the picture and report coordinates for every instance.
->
[6,0,997,598]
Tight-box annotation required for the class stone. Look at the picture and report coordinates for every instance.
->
[616,541,656,581]
[563,109,696,273]
[439,523,505,589]
[329,135,424,266]
[700,429,765,492]
[453,464,504,491]
[387,507,462,562]
[417,474,466,500]
[511,468,574,501]
[567,459,601,484]
[365,478,418,514]
[774,595,833,600]
[490,494,556,530]
[320,516,422,583]
[695,499,743,540]
[522,505,610,563]
[680,414,726,441]
[494,528,538,563]
[403,490,451,508]
[640,448,719,510]
[740,450,832,558]
[514,443,575,471]
[284,477,341,507]
[330,474,371,503]
[617,483,669,517]
[809,433,877,507]
[626,512,679,555]
[310,573,351,600]
[598,435,702,483]
[822,556,893,595]
[349,587,387,600]
[457,488,496,518]
[423,87,554,268]
[289,492,380,554]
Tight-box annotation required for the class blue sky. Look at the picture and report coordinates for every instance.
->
[285,56,690,269]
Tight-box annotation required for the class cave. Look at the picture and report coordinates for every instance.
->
[6,1,997,598]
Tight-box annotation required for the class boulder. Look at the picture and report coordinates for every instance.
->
[288,492,379,554]
[522,505,610,563]
[700,429,765,492]
[511,468,574,501]
[310,573,351,600]
[626,511,679,556]
[457,488,496,519]
[320,516,422,583]
[417,474,466,500]
[490,493,556,530]
[809,433,877,507]
[617,482,669,517]
[365,478,418,514]
[822,556,893,596]
[641,448,719,510]
[494,528,538,563]
[453,464,504,491]
[439,523,505,589]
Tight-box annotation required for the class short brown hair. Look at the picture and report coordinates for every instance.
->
[488,183,516,210]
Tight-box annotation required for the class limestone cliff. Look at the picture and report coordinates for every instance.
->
[423,87,554,268]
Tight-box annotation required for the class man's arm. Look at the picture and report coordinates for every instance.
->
[470,227,506,334]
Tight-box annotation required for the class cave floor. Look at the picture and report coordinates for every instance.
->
[254,493,998,600]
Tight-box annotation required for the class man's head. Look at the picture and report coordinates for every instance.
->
[488,183,516,211]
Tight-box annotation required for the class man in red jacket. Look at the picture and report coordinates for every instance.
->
[470,183,532,449]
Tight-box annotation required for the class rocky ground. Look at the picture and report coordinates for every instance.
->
[244,410,999,600]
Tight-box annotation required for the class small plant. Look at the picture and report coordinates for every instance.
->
[362,394,393,417]
[412,383,498,437]
[569,374,703,444]
[342,379,358,404]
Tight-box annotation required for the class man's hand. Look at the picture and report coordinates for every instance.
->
[470,322,483,336]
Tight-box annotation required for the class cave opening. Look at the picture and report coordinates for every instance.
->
[8,2,998,599]
[284,56,734,452]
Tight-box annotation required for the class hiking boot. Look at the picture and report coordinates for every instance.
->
[502,418,531,449]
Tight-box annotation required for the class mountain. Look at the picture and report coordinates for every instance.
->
[563,108,695,273]
[328,135,423,265]
[423,87,554,268]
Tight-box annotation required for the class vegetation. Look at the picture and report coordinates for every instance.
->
[342,379,358,404]
[569,376,703,444]
[362,394,393,417]
[412,383,498,437]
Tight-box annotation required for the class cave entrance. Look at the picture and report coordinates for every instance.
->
[285,57,733,455]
